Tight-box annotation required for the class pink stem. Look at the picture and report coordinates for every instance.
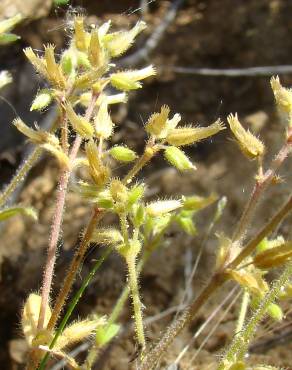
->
[37,93,98,330]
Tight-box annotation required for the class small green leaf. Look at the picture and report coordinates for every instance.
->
[0,33,20,45]
[0,206,37,222]
[54,0,70,5]
[96,323,120,347]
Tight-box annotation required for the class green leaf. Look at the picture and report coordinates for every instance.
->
[96,323,120,347]
[54,0,70,5]
[0,33,20,45]
[0,206,37,222]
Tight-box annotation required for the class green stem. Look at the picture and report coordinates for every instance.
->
[140,194,292,370]
[235,290,249,334]
[122,141,159,185]
[217,262,292,369]
[127,255,146,349]
[0,146,42,207]
[37,247,112,370]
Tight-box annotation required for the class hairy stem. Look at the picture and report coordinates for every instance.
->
[140,193,292,370]
[232,142,291,242]
[38,247,112,370]
[38,92,98,330]
[0,146,42,207]
[122,140,159,185]
[218,262,292,369]
[127,255,146,349]
[140,273,225,370]
[47,206,102,330]
[235,290,250,334]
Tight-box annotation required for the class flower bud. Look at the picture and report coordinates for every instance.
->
[30,89,53,111]
[104,21,146,57]
[146,199,182,216]
[267,303,283,321]
[271,76,292,116]
[166,119,225,146]
[44,44,66,88]
[110,146,137,162]
[145,105,170,137]
[127,184,145,206]
[74,16,88,51]
[95,101,114,139]
[61,49,77,76]
[227,113,264,159]
[164,146,196,171]
[110,65,156,91]
[182,193,218,211]
[65,102,94,138]
[22,293,51,346]
[86,140,110,187]
[91,228,123,246]
[55,318,105,350]
[88,29,102,66]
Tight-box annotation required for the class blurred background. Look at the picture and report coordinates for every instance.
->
[0,1,292,369]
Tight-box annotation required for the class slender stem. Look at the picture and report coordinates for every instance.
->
[127,255,146,349]
[0,146,42,207]
[140,273,225,370]
[47,207,102,330]
[140,193,292,370]
[37,170,70,329]
[217,262,292,369]
[122,140,159,185]
[37,247,112,370]
[232,143,291,242]
[235,290,250,334]
[38,92,98,331]
[228,194,292,270]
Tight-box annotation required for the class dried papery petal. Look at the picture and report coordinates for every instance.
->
[253,241,292,269]
[227,269,268,296]
[227,113,265,159]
